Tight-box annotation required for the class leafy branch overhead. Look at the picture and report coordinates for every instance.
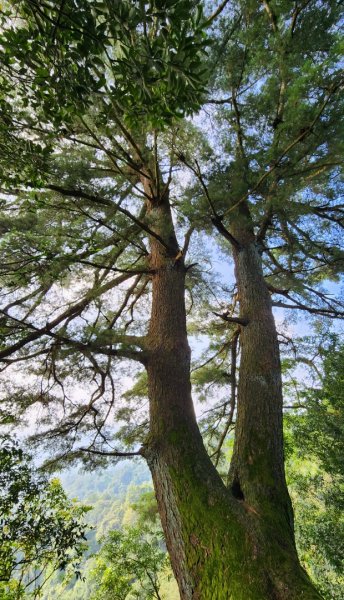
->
[0,0,209,132]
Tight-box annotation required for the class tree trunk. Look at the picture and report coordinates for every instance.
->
[142,199,322,599]
[229,229,293,522]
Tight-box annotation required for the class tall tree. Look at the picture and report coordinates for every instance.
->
[0,1,343,598]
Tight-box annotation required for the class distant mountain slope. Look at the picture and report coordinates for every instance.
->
[42,460,152,600]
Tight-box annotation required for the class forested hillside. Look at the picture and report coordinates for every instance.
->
[41,461,179,600]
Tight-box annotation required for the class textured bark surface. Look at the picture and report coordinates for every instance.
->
[142,197,322,599]
[229,240,292,515]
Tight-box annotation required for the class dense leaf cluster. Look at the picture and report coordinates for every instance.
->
[0,439,90,599]
[91,527,168,600]
[0,0,208,133]
[286,339,344,599]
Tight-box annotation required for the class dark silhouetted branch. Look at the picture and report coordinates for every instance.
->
[213,311,249,326]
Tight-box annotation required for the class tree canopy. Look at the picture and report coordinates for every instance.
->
[0,0,342,461]
[0,1,343,598]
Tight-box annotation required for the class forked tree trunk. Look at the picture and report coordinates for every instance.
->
[142,198,322,599]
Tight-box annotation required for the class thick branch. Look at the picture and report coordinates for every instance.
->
[1,311,147,363]
[211,216,242,250]
[290,0,313,36]
[272,300,344,318]
[213,311,249,326]
[204,0,231,26]
[0,272,139,360]
[46,185,171,253]
[77,447,143,458]
[256,204,274,245]
[262,0,278,32]
[206,97,232,105]
[225,80,343,215]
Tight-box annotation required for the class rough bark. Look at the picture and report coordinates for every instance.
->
[228,230,293,520]
[142,197,322,599]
